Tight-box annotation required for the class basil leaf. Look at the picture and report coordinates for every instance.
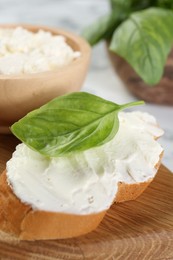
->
[81,10,127,46]
[110,7,173,85]
[11,92,144,157]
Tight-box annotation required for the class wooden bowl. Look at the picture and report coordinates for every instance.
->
[107,44,173,105]
[0,24,91,134]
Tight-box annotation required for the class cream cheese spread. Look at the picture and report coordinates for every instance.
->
[0,27,80,75]
[6,111,164,215]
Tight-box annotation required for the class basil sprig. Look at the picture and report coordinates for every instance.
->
[82,3,173,85]
[11,92,144,157]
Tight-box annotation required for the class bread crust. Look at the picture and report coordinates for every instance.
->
[115,152,163,203]
[115,180,152,203]
[0,171,30,236]
[0,171,106,240]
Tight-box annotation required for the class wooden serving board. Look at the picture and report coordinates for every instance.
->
[0,135,173,260]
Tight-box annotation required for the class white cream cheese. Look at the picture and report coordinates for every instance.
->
[0,27,80,75]
[6,111,164,215]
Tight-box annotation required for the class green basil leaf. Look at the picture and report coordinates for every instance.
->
[110,7,173,85]
[81,10,127,46]
[11,92,144,157]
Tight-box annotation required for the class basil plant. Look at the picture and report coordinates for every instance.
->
[82,0,173,85]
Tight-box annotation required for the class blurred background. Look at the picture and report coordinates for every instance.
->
[0,0,172,170]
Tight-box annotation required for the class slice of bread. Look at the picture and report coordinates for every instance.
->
[0,171,106,240]
[0,151,162,241]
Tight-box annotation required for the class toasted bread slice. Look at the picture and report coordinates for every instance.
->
[0,151,162,241]
[0,171,106,240]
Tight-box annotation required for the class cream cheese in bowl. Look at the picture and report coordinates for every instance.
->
[0,26,80,74]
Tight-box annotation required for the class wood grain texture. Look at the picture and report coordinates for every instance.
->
[0,135,173,260]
